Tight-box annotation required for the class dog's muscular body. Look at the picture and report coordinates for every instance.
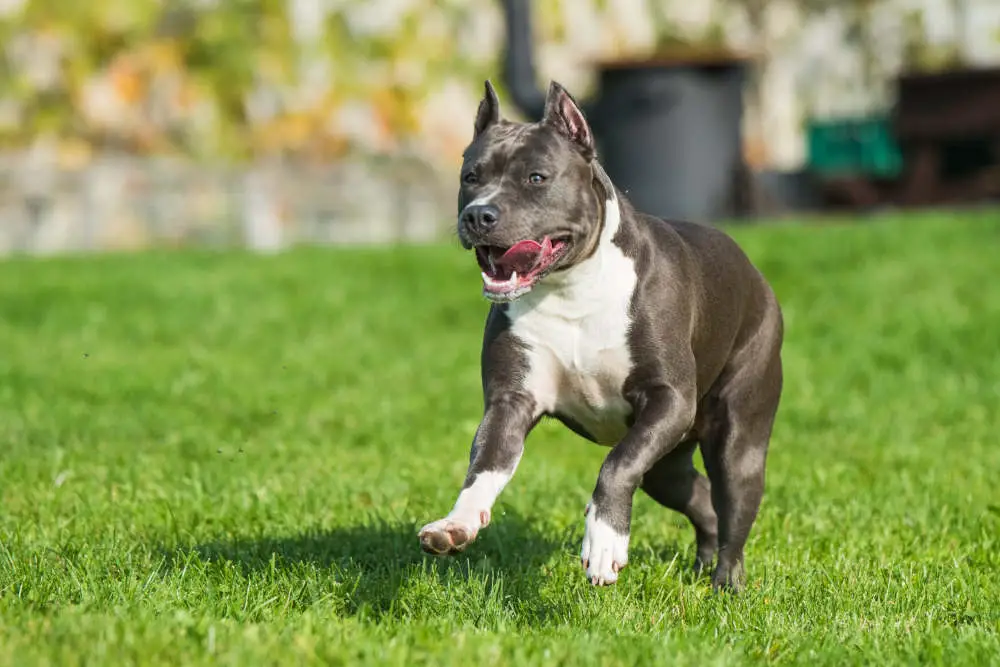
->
[418,80,783,590]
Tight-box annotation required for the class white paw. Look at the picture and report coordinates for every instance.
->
[580,501,629,586]
[418,511,489,555]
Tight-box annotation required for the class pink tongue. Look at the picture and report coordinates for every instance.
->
[499,238,551,273]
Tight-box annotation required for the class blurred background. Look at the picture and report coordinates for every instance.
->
[1,0,998,255]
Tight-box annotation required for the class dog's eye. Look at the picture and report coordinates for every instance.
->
[463,172,479,185]
[528,173,547,185]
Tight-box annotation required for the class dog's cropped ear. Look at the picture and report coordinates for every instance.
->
[473,80,501,139]
[542,80,594,159]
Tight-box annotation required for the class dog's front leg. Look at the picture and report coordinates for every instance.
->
[582,385,695,585]
[418,393,535,555]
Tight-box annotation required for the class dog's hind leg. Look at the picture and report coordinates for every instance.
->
[640,439,718,575]
[698,321,783,592]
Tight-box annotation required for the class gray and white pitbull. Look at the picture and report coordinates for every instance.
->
[418,80,783,591]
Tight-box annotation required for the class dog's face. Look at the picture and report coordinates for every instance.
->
[456,81,607,302]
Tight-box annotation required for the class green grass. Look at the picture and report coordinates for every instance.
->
[1,210,999,666]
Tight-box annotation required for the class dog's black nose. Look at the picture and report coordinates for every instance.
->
[461,204,500,231]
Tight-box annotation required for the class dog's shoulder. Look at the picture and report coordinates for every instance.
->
[626,211,759,277]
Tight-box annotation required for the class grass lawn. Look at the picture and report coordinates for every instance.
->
[1,209,999,666]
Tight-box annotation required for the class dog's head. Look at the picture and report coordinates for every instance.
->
[456,80,610,302]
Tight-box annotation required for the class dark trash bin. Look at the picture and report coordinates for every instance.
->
[499,0,752,223]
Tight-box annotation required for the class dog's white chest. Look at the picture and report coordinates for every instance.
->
[507,218,637,445]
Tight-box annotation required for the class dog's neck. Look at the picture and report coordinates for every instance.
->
[508,168,630,319]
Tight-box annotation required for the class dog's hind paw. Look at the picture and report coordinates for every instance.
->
[580,502,629,586]
[711,560,745,593]
[418,517,481,555]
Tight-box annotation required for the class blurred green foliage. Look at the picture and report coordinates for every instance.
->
[0,0,496,162]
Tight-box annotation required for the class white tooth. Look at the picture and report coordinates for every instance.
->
[481,271,490,283]
[510,270,518,284]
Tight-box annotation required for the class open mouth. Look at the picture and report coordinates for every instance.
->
[475,236,569,301]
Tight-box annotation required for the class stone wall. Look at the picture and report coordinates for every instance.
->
[0,150,453,255]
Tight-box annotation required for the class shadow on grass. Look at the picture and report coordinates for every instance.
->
[161,509,581,621]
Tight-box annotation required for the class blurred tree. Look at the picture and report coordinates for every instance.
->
[0,0,961,166]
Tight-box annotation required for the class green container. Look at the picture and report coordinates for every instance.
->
[806,116,903,178]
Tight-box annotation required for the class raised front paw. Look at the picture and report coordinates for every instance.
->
[580,502,629,586]
[418,513,487,555]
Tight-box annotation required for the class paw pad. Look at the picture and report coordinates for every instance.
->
[418,518,478,555]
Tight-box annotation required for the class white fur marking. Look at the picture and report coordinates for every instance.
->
[506,190,637,445]
[581,500,630,585]
[448,468,515,528]
[418,456,521,545]
[467,185,502,208]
